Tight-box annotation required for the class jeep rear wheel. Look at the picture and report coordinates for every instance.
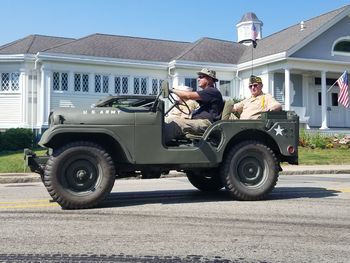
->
[186,169,223,191]
[221,141,279,200]
[44,141,115,209]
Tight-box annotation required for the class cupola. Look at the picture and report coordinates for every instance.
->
[236,12,263,45]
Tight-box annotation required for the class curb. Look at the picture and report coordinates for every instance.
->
[0,173,41,184]
[1,168,349,184]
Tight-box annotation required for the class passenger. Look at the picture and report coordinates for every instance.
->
[225,75,282,120]
[164,68,224,143]
[165,85,199,123]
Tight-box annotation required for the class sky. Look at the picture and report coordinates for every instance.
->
[1,0,350,46]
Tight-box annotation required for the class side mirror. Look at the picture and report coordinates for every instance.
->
[161,81,169,98]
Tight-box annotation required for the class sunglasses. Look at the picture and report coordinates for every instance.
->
[198,75,206,79]
[248,83,259,89]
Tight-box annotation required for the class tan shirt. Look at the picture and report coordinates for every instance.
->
[233,93,281,120]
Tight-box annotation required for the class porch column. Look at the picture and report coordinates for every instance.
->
[19,68,27,126]
[284,68,291,110]
[38,66,51,129]
[320,71,328,129]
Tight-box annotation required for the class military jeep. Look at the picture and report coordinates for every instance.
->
[25,83,299,209]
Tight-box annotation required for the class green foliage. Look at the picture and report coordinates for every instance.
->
[0,128,34,152]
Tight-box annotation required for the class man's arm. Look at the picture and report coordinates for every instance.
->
[266,94,282,111]
[172,89,201,100]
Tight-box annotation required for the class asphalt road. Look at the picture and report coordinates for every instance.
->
[0,174,350,263]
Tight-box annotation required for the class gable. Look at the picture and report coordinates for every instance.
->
[291,16,350,62]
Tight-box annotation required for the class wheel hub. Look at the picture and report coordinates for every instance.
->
[76,169,88,181]
[237,157,263,185]
[63,159,99,192]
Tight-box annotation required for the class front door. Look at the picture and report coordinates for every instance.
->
[310,87,347,128]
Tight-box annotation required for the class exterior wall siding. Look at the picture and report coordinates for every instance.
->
[0,94,22,126]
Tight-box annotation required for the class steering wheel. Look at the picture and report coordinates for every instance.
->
[161,81,191,116]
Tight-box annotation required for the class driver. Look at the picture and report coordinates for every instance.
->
[164,68,224,144]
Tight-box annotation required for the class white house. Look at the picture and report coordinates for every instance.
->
[0,4,349,135]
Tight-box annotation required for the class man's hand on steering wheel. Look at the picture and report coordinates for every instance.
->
[168,89,191,115]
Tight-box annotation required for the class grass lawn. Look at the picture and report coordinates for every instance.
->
[0,147,349,173]
[298,147,350,165]
[0,149,47,173]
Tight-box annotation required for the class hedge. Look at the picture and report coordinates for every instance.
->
[0,128,34,152]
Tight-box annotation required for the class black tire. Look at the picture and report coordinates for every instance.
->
[186,169,223,191]
[44,141,115,209]
[221,141,279,201]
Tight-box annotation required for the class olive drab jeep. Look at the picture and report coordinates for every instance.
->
[24,81,299,209]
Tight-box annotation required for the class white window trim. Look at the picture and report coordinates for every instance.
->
[0,72,21,94]
[331,36,350,57]
[52,71,69,93]
[73,72,90,93]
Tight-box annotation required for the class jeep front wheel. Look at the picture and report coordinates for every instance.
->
[44,141,115,209]
[221,141,279,200]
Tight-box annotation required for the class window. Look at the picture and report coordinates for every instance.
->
[141,78,147,95]
[318,92,322,106]
[103,76,109,93]
[332,38,350,56]
[94,74,109,93]
[331,93,338,106]
[82,74,89,92]
[219,80,231,97]
[152,79,158,95]
[150,79,165,95]
[334,41,350,52]
[115,76,129,94]
[95,74,109,93]
[185,78,197,91]
[134,78,139,94]
[1,72,20,92]
[133,77,148,95]
[74,73,89,92]
[53,72,68,91]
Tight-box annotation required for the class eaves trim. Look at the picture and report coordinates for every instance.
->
[288,56,350,68]
[170,60,237,71]
[36,52,169,69]
[0,54,36,62]
[237,52,287,71]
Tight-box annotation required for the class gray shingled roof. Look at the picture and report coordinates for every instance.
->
[44,33,191,62]
[238,5,349,63]
[174,38,246,64]
[0,35,75,55]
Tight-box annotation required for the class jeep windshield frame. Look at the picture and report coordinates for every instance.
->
[95,95,157,108]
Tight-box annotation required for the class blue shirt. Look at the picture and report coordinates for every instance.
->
[192,86,224,122]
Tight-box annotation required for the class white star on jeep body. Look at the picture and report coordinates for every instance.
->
[274,125,284,136]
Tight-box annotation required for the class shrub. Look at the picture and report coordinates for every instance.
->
[0,128,34,152]
[299,129,350,149]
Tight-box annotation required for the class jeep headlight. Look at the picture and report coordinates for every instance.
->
[49,113,64,126]
[53,114,63,125]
